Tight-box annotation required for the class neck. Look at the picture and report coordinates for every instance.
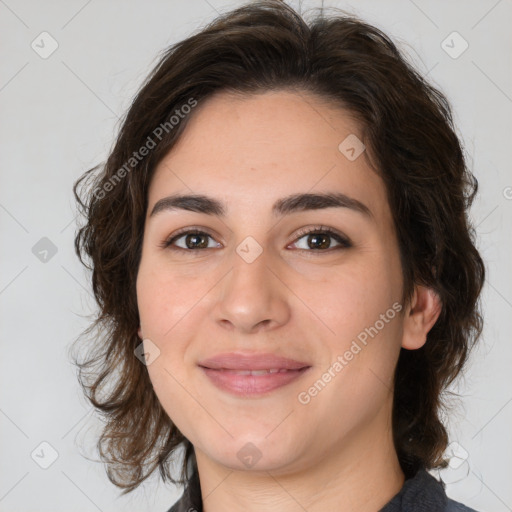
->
[195,402,405,512]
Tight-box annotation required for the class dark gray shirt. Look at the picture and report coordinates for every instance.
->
[166,467,481,512]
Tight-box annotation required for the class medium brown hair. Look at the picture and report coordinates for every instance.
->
[72,0,485,494]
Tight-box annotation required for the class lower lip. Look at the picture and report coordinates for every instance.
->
[200,367,311,397]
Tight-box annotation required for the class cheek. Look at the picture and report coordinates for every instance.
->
[299,256,399,341]
[137,264,209,398]
[299,253,402,395]
[145,356,205,439]
[137,264,205,432]
[137,258,203,340]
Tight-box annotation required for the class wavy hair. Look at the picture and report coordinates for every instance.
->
[71,0,485,494]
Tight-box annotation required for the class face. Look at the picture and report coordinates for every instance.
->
[136,89,406,474]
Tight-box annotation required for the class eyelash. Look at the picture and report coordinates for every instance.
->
[159,225,352,254]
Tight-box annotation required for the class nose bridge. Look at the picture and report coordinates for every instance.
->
[215,239,289,333]
[231,240,270,292]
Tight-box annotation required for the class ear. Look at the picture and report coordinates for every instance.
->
[401,285,442,350]
[137,326,143,340]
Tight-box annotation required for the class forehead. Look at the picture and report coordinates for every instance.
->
[148,90,390,225]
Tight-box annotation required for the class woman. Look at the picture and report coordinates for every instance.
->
[72,1,485,510]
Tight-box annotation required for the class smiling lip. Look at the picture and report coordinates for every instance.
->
[198,352,311,396]
[198,352,310,371]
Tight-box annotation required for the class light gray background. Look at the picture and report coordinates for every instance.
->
[1,0,511,510]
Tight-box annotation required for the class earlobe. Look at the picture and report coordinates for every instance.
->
[137,326,143,339]
[401,285,442,350]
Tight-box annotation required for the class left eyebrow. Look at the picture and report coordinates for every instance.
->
[149,192,374,221]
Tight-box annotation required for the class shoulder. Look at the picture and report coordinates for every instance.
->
[445,497,482,512]
[165,498,193,512]
[378,468,485,512]
[165,493,198,512]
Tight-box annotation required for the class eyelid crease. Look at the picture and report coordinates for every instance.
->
[159,224,352,251]
[292,225,351,247]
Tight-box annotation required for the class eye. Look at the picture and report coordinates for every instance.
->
[289,225,352,252]
[160,228,220,251]
[159,225,352,253]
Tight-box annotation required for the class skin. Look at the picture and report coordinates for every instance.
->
[136,89,441,512]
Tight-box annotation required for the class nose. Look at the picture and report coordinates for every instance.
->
[214,248,291,334]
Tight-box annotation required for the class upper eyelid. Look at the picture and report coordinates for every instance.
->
[164,226,351,248]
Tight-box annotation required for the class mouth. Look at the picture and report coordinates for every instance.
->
[200,367,308,375]
[198,352,310,371]
[197,352,312,396]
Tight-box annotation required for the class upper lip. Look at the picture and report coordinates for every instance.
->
[198,352,310,371]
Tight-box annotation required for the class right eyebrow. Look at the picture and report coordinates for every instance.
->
[149,191,374,222]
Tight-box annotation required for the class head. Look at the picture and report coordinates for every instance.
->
[72,0,485,494]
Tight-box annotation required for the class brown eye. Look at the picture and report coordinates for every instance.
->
[161,230,220,251]
[159,225,352,254]
[291,226,352,252]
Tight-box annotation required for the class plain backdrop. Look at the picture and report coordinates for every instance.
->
[1,0,511,511]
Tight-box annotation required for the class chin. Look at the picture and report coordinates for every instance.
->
[206,434,304,473]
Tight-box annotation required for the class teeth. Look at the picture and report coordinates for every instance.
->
[220,368,291,375]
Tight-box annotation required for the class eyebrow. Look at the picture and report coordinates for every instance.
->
[149,192,374,220]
